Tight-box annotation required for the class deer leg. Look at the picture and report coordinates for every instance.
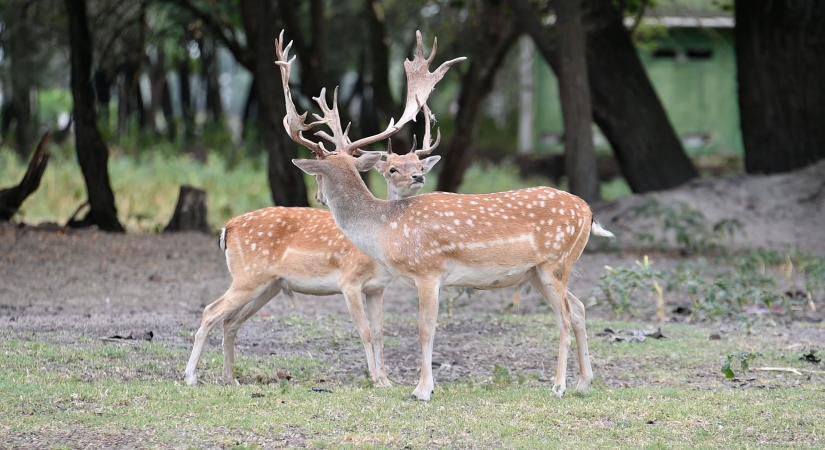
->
[185,284,258,386]
[412,277,440,401]
[365,289,391,387]
[341,285,379,384]
[222,281,281,384]
[567,290,593,393]
[530,266,572,398]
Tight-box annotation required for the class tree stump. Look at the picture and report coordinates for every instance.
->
[164,185,209,233]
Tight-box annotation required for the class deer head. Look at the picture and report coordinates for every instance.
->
[374,105,441,200]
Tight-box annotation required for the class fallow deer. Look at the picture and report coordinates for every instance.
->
[279,30,614,401]
[183,126,442,388]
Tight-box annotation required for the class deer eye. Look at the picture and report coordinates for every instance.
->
[389,167,398,174]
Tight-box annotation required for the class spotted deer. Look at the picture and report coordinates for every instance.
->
[183,129,442,388]
[279,30,614,401]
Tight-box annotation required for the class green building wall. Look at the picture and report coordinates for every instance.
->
[534,27,743,156]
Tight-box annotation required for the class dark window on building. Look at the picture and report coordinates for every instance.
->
[652,48,678,59]
[686,48,713,60]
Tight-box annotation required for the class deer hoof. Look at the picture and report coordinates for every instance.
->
[551,383,566,398]
[411,383,434,401]
[184,373,198,386]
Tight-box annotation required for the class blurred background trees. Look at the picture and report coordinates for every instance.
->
[1,0,823,231]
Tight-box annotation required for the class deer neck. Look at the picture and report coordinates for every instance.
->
[322,166,390,261]
[387,184,405,201]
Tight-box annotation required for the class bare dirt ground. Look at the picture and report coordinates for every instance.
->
[1,163,824,448]
[2,161,825,387]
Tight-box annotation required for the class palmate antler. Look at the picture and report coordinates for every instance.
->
[274,29,465,157]
[414,104,441,157]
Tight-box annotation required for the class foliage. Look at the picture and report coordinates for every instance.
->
[721,352,759,380]
[631,199,743,253]
[599,255,665,318]
[598,251,823,321]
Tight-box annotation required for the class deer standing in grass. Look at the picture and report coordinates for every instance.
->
[280,30,614,401]
[183,127,442,388]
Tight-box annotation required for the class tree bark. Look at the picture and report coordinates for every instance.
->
[6,2,36,159]
[164,185,209,233]
[735,0,825,174]
[436,0,520,192]
[198,35,224,124]
[508,0,697,193]
[176,56,194,141]
[556,0,600,201]
[65,0,124,232]
[0,132,51,220]
[240,0,309,206]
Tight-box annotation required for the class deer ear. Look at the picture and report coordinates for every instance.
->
[421,155,441,173]
[354,152,382,172]
[292,158,323,175]
[373,159,388,173]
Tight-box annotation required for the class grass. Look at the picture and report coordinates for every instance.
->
[2,147,631,233]
[2,321,822,448]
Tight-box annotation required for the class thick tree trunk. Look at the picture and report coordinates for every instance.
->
[735,0,825,174]
[556,0,600,201]
[6,0,36,158]
[508,0,697,193]
[240,0,309,206]
[65,0,124,232]
[436,0,519,192]
[164,185,209,233]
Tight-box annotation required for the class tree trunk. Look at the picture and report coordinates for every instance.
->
[6,0,36,158]
[0,132,51,220]
[508,0,697,193]
[164,185,209,233]
[556,0,600,201]
[241,78,257,140]
[436,0,519,192]
[177,57,194,141]
[240,0,309,206]
[65,0,124,232]
[735,0,825,174]
[198,35,224,124]
[365,0,397,121]
[94,69,113,124]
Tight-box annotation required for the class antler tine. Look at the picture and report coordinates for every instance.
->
[414,104,441,156]
[311,86,352,152]
[274,30,330,158]
[346,30,466,153]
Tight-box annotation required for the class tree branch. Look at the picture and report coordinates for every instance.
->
[172,0,249,68]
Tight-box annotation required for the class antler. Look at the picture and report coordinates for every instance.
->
[274,30,330,158]
[311,87,351,150]
[346,31,466,152]
[414,104,441,156]
[275,29,465,156]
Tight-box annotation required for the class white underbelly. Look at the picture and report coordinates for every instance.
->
[282,272,342,296]
[441,262,533,289]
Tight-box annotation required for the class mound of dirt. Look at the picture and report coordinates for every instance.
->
[595,160,825,254]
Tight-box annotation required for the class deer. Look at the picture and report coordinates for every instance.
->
[278,30,614,401]
[183,121,442,388]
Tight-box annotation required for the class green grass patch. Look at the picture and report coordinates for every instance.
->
[2,320,822,447]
